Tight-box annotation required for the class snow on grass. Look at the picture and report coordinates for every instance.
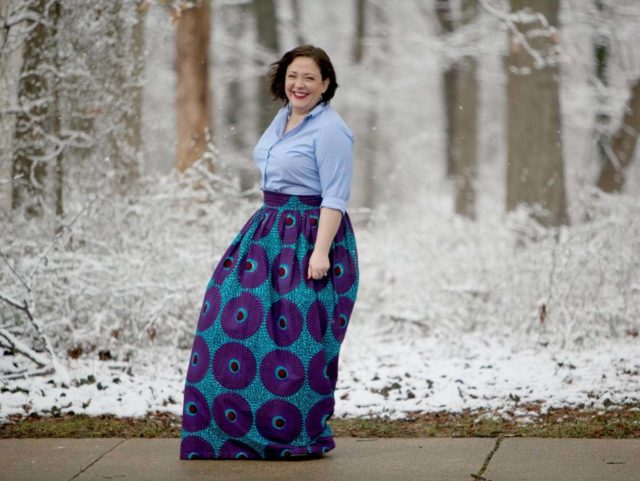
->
[339,324,640,420]
[2,325,638,423]
[1,166,639,423]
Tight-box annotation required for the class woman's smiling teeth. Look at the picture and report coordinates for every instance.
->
[293,91,309,99]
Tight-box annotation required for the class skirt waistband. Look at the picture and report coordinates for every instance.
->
[262,190,323,208]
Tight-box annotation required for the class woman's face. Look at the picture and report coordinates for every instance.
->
[284,56,329,115]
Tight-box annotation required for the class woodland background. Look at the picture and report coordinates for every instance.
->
[0,0,639,419]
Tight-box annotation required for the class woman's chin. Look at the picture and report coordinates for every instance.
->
[287,97,311,111]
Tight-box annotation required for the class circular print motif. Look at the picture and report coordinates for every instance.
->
[186,335,210,383]
[264,443,309,458]
[256,399,303,444]
[303,212,320,244]
[254,209,278,240]
[330,246,357,295]
[259,349,305,397]
[327,354,339,391]
[331,296,354,344]
[212,342,257,390]
[277,211,301,244]
[307,350,332,395]
[213,246,238,285]
[267,298,303,347]
[220,292,264,340]
[310,436,335,455]
[333,221,346,243]
[237,243,269,289]
[271,248,301,295]
[182,386,211,432]
[219,439,260,459]
[306,397,334,438]
[198,285,221,332]
[212,392,253,437]
[180,435,215,459]
[306,300,329,343]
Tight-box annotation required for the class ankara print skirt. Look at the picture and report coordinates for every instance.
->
[179,190,359,460]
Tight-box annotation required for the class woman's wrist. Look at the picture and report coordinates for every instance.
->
[313,246,330,256]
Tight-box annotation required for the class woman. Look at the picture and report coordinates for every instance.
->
[180,45,359,460]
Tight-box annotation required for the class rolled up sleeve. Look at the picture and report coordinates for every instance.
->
[314,122,354,215]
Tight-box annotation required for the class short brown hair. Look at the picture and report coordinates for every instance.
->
[268,45,339,105]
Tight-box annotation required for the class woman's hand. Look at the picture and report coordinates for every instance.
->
[307,206,342,280]
[307,249,330,280]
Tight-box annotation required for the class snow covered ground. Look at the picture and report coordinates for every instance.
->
[1,322,638,423]
[1,167,639,424]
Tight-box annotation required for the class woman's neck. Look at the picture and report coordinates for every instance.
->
[288,100,323,119]
[288,111,305,122]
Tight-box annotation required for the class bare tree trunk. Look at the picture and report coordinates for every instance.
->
[596,80,640,192]
[435,0,455,177]
[122,1,146,184]
[176,0,212,172]
[353,0,366,63]
[52,1,63,221]
[254,0,280,133]
[100,1,147,192]
[352,1,388,210]
[451,56,477,219]
[351,0,372,209]
[592,0,611,168]
[506,0,568,226]
[353,0,370,206]
[11,0,59,218]
[435,0,478,219]
[290,0,304,45]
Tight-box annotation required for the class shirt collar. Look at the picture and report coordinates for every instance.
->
[285,101,328,119]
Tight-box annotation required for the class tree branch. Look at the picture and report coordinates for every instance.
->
[478,0,547,69]
[0,328,50,368]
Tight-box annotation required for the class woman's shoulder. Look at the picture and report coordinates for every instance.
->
[318,105,354,140]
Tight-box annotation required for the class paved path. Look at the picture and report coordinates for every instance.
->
[1,437,638,481]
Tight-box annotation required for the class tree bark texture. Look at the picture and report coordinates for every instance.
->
[592,0,611,168]
[506,0,568,226]
[353,0,366,64]
[351,2,389,210]
[102,1,147,191]
[121,1,146,184]
[176,0,212,172]
[11,0,60,218]
[290,0,304,45]
[435,0,478,219]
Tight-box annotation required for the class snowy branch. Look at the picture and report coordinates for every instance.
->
[478,0,548,69]
[0,328,50,368]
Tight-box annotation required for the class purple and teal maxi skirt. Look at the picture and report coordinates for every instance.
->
[179,190,359,460]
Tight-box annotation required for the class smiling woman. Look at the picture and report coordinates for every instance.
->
[283,57,329,126]
[179,44,359,461]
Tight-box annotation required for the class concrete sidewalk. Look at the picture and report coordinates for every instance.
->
[1,437,638,481]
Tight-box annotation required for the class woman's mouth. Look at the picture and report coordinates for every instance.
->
[292,91,309,99]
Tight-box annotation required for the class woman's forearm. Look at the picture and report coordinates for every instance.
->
[314,207,342,254]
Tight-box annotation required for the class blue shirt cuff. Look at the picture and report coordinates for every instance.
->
[321,197,347,215]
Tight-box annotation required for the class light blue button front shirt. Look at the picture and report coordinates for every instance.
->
[253,101,354,214]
